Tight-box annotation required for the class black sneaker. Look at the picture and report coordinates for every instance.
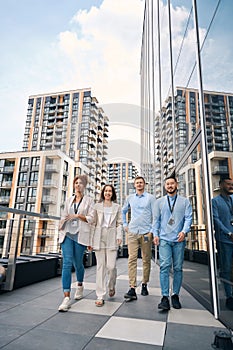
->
[226,296,233,311]
[124,288,137,301]
[158,296,170,310]
[171,294,182,309]
[141,283,149,296]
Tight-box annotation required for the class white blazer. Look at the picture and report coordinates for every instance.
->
[59,195,94,246]
[91,202,123,250]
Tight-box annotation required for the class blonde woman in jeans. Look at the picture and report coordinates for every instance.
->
[58,175,94,312]
[92,184,122,306]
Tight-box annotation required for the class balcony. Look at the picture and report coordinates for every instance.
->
[27,197,36,203]
[0,196,10,204]
[43,180,58,188]
[212,165,228,175]
[1,166,14,173]
[1,181,12,188]
[0,228,6,234]
[41,195,56,204]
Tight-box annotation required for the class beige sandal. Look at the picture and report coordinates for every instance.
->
[95,299,105,307]
[109,289,115,297]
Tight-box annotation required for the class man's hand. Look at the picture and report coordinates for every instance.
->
[153,236,159,246]
[177,231,186,242]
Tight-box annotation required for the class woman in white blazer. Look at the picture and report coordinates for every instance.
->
[92,184,123,306]
[58,175,94,312]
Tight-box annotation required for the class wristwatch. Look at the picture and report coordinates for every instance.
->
[227,232,232,237]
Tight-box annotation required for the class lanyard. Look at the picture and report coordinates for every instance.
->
[74,196,83,214]
[167,195,177,214]
[220,195,233,215]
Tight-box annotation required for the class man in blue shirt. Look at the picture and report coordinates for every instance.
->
[122,176,156,301]
[212,178,233,311]
[153,176,192,310]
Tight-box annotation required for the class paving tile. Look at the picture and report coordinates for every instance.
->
[70,298,122,316]
[0,304,56,327]
[0,302,18,312]
[167,308,225,327]
[71,281,96,290]
[115,296,168,322]
[163,323,225,350]
[85,337,162,349]
[0,324,29,348]
[1,328,91,350]
[96,316,166,346]
[38,311,108,336]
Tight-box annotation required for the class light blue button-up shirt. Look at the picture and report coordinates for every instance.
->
[122,191,156,235]
[153,194,192,242]
[212,194,233,244]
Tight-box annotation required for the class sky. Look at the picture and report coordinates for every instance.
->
[0,0,232,165]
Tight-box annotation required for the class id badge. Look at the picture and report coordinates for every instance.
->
[71,220,78,227]
[168,218,175,225]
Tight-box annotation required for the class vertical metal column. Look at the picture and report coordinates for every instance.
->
[4,215,22,291]
[167,0,176,166]
[192,0,218,318]
[156,0,163,194]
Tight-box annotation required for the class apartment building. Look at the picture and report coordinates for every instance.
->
[0,150,74,257]
[107,161,139,206]
[155,87,233,196]
[23,88,109,198]
[154,87,233,249]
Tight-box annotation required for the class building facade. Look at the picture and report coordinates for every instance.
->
[0,150,74,257]
[155,87,233,196]
[154,87,233,247]
[107,161,139,206]
[23,88,109,198]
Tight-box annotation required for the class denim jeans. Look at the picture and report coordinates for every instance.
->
[216,241,233,298]
[159,239,186,296]
[61,236,86,292]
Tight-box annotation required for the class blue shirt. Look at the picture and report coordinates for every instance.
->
[153,194,192,242]
[212,194,233,245]
[122,191,156,235]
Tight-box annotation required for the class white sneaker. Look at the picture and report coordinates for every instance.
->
[74,285,84,300]
[58,297,71,312]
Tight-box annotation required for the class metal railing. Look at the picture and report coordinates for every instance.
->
[0,205,60,291]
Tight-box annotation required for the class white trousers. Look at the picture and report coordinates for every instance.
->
[95,228,117,300]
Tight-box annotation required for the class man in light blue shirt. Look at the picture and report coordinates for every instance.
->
[122,176,156,301]
[153,176,192,310]
[212,177,233,311]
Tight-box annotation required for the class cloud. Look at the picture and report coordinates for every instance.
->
[55,0,144,104]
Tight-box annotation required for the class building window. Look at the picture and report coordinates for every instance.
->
[20,158,29,170]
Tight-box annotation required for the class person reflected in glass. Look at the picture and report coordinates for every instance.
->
[153,176,192,310]
[122,176,156,301]
[212,177,233,311]
[58,175,94,312]
[91,184,122,306]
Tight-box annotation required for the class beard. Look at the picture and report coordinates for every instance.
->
[166,188,177,195]
[226,189,233,195]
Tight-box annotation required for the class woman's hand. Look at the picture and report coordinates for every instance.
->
[65,214,78,221]
[117,239,122,246]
